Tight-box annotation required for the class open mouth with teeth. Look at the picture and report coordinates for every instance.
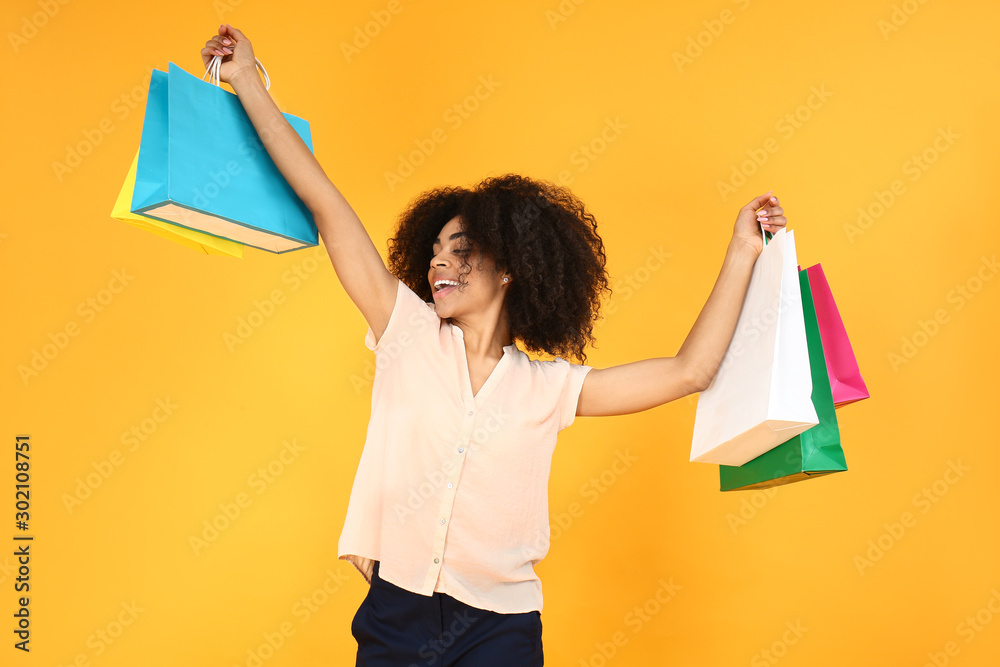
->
[433,279,460,297]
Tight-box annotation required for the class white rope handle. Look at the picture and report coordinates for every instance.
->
[202,54,271,91]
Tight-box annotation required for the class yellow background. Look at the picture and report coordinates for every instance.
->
[3,0,999,665]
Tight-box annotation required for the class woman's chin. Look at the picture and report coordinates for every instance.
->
[431,296,450,313]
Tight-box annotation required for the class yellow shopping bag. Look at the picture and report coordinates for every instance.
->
[111,150,244,257]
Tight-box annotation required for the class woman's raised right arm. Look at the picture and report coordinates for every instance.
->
[203,25,397,343]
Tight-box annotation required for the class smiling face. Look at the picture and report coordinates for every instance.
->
[427,215,509,319]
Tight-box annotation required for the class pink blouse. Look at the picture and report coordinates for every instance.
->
[338,277,593,613]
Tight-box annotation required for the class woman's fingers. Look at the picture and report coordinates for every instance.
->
[202,25,254,84]
[202,37,230,56]
[755,191,784,229]
[754,194,778,211]
[201,46,220,66]
[223,24,249,42]
[217,25,253,59]
[743,192,774,213]
[759,216,786,231]
[755,194,781,223]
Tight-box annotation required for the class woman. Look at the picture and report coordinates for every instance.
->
[202,24,786,666]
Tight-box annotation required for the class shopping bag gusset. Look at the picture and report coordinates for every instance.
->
[805,264,870,408]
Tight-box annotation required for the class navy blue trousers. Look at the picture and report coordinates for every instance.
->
[352,561,544,666]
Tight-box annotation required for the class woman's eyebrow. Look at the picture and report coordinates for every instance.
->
[432,232,467,246]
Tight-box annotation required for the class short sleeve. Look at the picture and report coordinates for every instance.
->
[364,279,438,352]
[559,361,594,431]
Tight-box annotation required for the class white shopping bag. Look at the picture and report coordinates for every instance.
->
[690,228,819,465]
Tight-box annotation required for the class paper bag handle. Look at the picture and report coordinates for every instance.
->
[754,205,774,246]
[758,222,774,246]
[202,54,271,91]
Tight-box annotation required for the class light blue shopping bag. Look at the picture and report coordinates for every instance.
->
[132,62,317,253]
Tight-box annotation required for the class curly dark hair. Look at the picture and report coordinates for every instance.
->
[385,174,611,364]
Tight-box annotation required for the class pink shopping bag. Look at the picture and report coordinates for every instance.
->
[805,264,869,407]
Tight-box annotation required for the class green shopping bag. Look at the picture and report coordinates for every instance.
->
[719,269,847,491]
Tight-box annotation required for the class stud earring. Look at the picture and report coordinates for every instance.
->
[503,277,509,283]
